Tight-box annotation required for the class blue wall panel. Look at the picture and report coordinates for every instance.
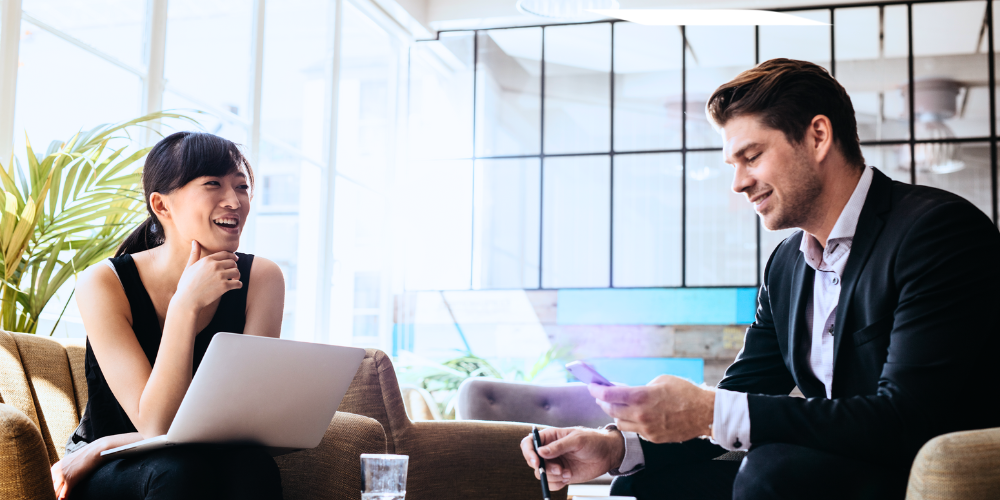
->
[558,288,758,325]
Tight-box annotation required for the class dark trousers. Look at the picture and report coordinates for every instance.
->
[610,443,910,500]
[73,445,283,500]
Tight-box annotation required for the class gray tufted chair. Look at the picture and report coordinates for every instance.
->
[455,378,613,429]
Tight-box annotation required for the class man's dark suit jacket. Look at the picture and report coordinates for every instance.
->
[642,167,1000,468]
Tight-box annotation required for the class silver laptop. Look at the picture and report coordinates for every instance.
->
[102,333,365,458]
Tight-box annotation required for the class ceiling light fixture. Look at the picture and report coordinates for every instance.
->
[517,0,620,20]
[898,78,967,175]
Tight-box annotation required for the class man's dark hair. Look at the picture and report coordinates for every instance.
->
[706,58,865,170]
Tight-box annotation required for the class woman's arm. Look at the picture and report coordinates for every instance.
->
[243,256,285,339]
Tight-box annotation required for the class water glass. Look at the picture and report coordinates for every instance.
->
[361,453,408,500]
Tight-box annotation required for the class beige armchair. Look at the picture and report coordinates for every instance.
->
[906,427,1000,500]
[0,331,386,500]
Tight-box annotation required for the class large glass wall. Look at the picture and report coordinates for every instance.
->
[7,0,404,348]
[406,0,1000,291]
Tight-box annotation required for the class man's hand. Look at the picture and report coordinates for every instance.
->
[591,375,715,444]
[519,427,625,491]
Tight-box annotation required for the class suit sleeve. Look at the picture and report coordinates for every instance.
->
[745,201,1000,463]
[717,244,798,396]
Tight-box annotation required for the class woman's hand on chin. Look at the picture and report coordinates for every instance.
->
[171,240,243,313]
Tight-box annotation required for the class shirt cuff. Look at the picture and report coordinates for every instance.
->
[604,425,645,476]
[710,388,751,452]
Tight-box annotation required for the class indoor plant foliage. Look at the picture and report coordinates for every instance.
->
[0,112,186,334]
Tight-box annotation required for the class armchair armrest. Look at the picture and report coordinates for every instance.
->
[399,420,568,500]
[275,411,387,500]
[0,403,55,500]
[906,427,1000,500]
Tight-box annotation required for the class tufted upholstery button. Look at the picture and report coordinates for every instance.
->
[542,401,551,411]
[487,398,495,405]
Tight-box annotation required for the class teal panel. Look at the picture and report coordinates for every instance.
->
[582,357,704,385]
[736,287,758,324]
[558,288,759,325]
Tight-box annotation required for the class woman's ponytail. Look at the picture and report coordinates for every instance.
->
[115,215,165,257]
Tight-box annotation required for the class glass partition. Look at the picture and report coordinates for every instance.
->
[613,23,682,152]
[684,25,755,149]
[542,155,611,288]
[685,151,757,286]
[613,153,683,287]
[473,158,541,289]
[476,28,542,157]
[544,24,611,154]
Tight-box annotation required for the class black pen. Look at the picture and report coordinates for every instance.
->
[531,426,552,500]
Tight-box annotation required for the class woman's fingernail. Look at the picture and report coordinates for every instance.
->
[563,471,572,479]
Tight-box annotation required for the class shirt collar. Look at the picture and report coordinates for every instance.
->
[798,166,875,274]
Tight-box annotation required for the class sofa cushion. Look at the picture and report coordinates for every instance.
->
[339,349,407,454]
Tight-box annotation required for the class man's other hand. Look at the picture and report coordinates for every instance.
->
[519,427,625,491]
[591,375,715,444]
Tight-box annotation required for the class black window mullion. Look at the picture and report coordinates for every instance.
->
[681,25,688,288]
[538,27,546,289]
[989,0,999,225]
[908,3,917,185]
[610,22,616,288]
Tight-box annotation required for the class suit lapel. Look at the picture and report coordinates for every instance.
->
[788,250,826,397]
[832,168,893,380]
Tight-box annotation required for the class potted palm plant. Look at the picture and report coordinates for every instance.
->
[0,112,190,334]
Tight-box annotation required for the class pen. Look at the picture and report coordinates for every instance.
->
[531,426,552,500]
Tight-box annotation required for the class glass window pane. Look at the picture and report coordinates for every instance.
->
[13,21,142,156]
[544,24,611,154]
[403,160,473,290]
[685,26,755,149]
[760,226,797,276]
[409,32,474,160]
[613,23,682,152]
[836,6,910,142]
[260,0,329,165]
[685,151,757,286]
[165,0,253,121]
[473,158,541,289]
[476,28,541,157]
[21,0,145,69]
[912,1,990,139]
[613,153,682,287]
[162,91,249,144]
[759,10,831,72]
[331,180,389,347]
[916,142,992,217]
[542,155,610,288]
[862,144,912,183]
[338,3,395,189]
[256,0,332,338]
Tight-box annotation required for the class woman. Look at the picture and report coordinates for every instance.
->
[50,132,286,500]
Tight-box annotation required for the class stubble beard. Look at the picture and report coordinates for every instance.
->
[759,148,824,232]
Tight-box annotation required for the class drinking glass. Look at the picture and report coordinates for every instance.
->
[361,454,408,500]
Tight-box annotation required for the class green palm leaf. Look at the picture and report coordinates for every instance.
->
[0,111,201,334]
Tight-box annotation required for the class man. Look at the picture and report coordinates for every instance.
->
[521,58,1000,499]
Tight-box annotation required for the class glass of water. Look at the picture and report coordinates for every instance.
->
[361,454,408,500]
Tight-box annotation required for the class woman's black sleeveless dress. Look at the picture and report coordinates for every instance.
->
[68,252,283,500]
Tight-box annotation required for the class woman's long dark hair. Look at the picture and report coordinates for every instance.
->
[116,132,254,257]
